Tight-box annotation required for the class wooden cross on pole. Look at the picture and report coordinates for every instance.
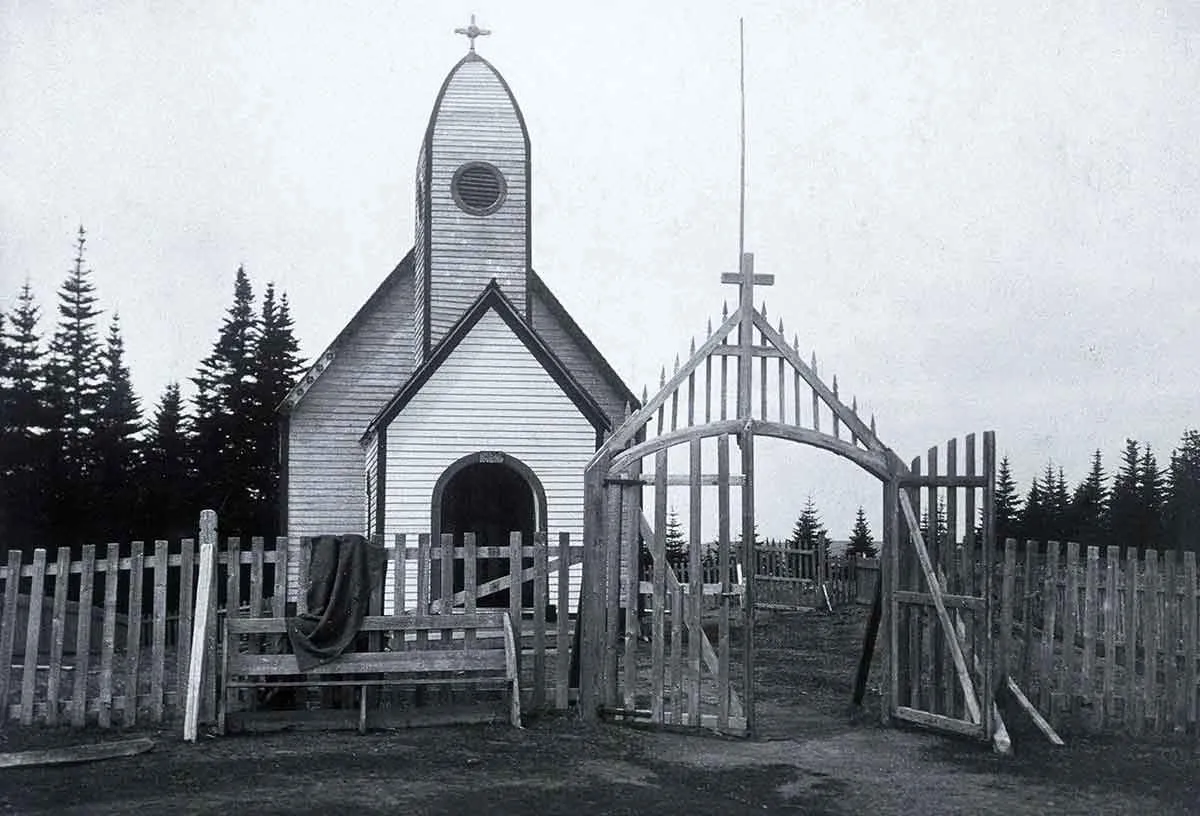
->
[454,14,492,52]
[723,253,773,420]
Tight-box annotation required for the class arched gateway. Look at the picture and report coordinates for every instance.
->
[578,251,999,743]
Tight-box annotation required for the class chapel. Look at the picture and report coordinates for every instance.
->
[277,23,636,611]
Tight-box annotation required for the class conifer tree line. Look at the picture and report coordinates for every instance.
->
[0,227,304,553]
[996,436,1200,557]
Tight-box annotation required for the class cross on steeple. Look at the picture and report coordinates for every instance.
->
[454,14,491,52]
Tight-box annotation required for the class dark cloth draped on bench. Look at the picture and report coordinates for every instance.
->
[287,534,386,672]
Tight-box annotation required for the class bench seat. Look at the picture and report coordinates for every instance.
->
[221,612,521,733]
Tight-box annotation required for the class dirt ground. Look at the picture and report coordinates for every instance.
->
[2,606,1198,816]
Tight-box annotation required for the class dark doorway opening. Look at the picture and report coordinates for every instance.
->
[438,461,536,609]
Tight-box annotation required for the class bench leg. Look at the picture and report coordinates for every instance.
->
[358,684,368,734]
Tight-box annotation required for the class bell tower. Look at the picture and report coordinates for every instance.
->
[413,17,531,359]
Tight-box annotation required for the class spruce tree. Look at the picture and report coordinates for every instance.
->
[995,456,1023,546]
[93,314,143,540]
[192,266,259,534]
[1,282,49,540]
[1138,445,1166,550]
[1070,450,1108,549]
[846,505,877,558]
[663,507,687,568]
[251,284,303,537]
[1019,476,1047,547]
[142,382,194,537]
[1165,430,1200,556]
[1108,439,1143,552]
[789,496,831,579]
[44,226,105,544]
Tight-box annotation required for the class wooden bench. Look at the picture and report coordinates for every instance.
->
[221,611,521,734]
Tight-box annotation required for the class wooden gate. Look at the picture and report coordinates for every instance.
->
[886,433,997,740]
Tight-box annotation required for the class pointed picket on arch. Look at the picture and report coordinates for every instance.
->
[578,252,999,746]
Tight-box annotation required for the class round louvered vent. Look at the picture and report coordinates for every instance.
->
[451,162,506,215]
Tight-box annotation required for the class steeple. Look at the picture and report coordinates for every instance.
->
[411,28,531,360]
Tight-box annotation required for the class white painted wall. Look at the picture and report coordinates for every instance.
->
[380,309,593,614]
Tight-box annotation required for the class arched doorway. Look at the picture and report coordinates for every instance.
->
[432,453,547,609]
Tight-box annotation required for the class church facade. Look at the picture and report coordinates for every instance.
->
[278,44,636,610]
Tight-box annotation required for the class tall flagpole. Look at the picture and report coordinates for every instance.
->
[738,18,746,263]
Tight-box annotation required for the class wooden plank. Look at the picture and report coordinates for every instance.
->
[1005,676,1065,746]
[906,458,921,709]
[124,541,145,727]
[1184,551,1197,731]
[151,540,168,723]
[1062,540,1079,718]
[1021,545,1038,687]
[717,434,732,731]
[605,473,747,487]
[999,539,1016,687]
[250,536,265,619]
[46,547,71,727]
[1103,545,1119,727]
[926,446,945,717]
[416,534,430,647]
[1143,550,1160,733]
[893,706,984,738]
[1163,550,1179,729]
[229,649,510,676]
[622,477,639,716]
[184,511,217,742]
[688,436,703,727]
[898,475,988,488]
[18,548,47,726]
[272,536,288,618]
[533,531,547,708]
[884,474,899,723]
[1081,545,1098,718]
[440,532,454,618]
[893,590,986,611]
[227,612,515,635]
[464,533,477,647]
[177,538,195,717]
[0,737,155,769]
[964,435,977,597]
[509,531,522,686]
[651,449,668,724]
[739,427,755,733]
[296,536,310,615]
[603,484,622,705]
[1039,542,1060,717]
[98,543,120,728]
[72,545,96,727]
[669,579,683,725]
[0,550,23,725]
[1124,547,1141,735]
[393,534,406,618]
[555,532,571,710]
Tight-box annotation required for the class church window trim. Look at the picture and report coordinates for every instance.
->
[451,161,507,216]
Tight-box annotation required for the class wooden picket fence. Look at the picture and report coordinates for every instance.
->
[997,539,1200,736]
[750,540,864,610]
[0,528,584,729]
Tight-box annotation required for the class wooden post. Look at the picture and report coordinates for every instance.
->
[124,541,144,727]
[578,458,607,720]
[19,548,47,726]
[183,510,217,743]
[46,547,71,727]
[0,551,21,727]
[151,540,168,724]
[1103,545,1119,728]
[71,545,96,728]
[1039,541,1060,718]
[740,426,756,734]
[97,542,119,728]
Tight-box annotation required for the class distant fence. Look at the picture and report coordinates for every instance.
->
[998,539,1199,736]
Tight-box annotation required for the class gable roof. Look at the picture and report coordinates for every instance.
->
[362,280,612,442]
[528,269,640,412]
[279,249,415,414]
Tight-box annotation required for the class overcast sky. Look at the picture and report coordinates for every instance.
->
[3,2,1198,539]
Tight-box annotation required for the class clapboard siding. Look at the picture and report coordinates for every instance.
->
[528,283,631,428]
[426,55,529,350]
[285,264,416,596]
[380,309,592,614]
